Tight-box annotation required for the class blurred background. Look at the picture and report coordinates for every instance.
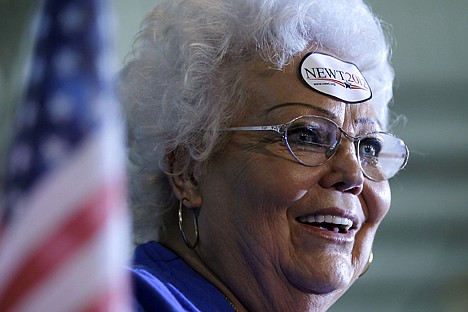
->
[1,1,467,311]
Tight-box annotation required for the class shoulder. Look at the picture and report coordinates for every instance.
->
[130,242,198,311]
[131,269,187,311]
[130,242,233,312]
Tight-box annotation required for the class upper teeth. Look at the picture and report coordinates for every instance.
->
[298,214,353,229]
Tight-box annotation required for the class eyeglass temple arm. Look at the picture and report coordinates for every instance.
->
[222,125,284,134]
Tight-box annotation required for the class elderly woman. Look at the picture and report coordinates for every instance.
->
[120,0,408,311]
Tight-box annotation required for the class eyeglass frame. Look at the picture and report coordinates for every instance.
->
[222,115,409,181]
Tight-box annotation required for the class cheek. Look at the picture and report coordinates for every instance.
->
[206,155,317,244]
[217,137,323,206]
[239,158,319,208]
[362,180,391,224]
[353,181,391,272]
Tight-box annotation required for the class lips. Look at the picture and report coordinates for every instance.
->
[296,214,355,234]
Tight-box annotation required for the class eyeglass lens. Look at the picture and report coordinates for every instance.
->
[283,116,408,181]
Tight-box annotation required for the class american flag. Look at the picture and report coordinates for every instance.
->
[0,0,131,311]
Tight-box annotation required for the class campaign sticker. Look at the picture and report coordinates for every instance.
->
[299,52,372,103]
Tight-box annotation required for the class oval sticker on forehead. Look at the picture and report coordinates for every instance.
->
[299,52,372,104]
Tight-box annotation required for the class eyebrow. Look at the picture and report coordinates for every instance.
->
[266,102,339,120]
[355,117,383,129]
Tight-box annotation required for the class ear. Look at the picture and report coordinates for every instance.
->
[168,172,203,208]
[166,151,203,208]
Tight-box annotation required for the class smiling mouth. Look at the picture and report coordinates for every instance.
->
[296,215,354,234]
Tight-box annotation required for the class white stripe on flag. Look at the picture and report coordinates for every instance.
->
[0,122,126,296]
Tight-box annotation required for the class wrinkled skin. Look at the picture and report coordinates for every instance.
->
[166,51,391,312]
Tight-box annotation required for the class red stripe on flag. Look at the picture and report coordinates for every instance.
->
[0,178,125,311]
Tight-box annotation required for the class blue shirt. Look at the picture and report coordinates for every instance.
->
[131,241,235,311]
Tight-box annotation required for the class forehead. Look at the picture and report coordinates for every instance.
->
[241,53,379,127]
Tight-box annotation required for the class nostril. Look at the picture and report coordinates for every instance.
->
[331,178,363,195]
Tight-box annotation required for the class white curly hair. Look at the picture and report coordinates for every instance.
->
[119,0,394,244]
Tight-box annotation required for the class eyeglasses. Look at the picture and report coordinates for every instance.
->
[223,115,409,181]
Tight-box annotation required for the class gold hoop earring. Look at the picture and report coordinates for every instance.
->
[359,250,374,277]
[178,198,199,249]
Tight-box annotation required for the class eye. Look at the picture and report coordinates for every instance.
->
[287,125,329,147]
[359,137,382,157]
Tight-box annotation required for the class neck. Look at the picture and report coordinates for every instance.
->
[161,222,250,311]
[161,221,342,312]
[207,254,341,312]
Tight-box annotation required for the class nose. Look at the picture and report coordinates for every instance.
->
[319,139,364,195]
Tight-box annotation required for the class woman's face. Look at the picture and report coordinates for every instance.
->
[194,53,391,298]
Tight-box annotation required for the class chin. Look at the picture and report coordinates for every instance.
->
[287,254,355,295]
[306,273,352,295]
